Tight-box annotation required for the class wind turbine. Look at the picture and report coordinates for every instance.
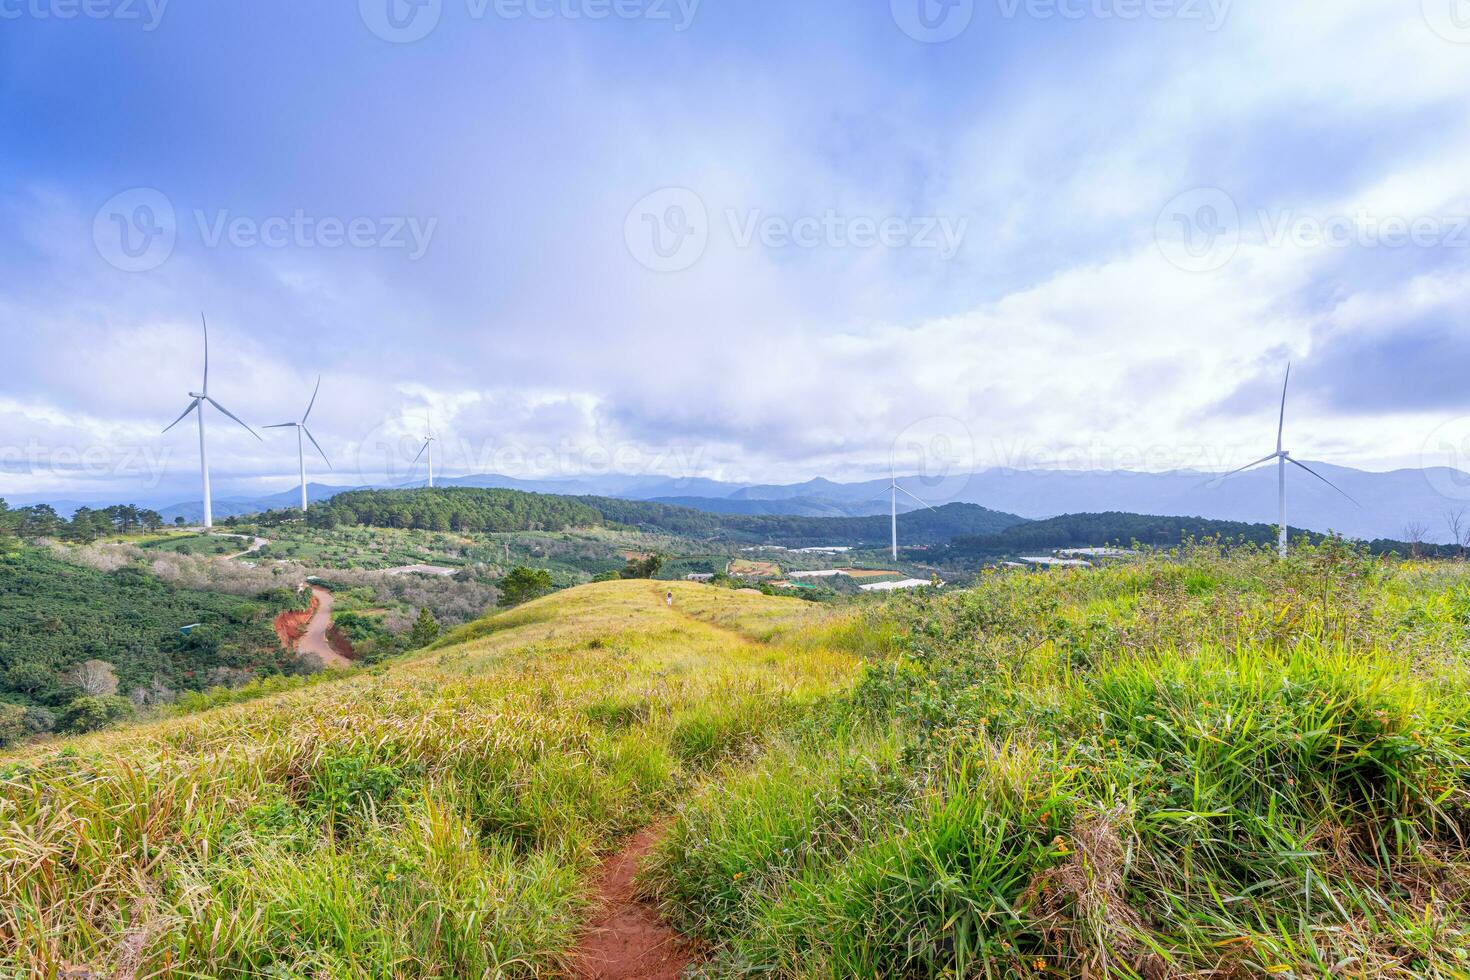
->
[872,467,937,562]
[162,314,261,529]
[1208,364,1358,558]
[266,376,331,513]
[411,419,437,488]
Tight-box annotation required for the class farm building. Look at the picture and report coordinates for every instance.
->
[860,578,940,592]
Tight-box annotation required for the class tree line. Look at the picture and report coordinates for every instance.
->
[941,511,1452,561]
[287,487,1026,546]
[1,499,168,544]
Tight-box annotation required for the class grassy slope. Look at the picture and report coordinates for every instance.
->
[7,550,1470,978]
[645,547,1470,978]
[0,581,867,978]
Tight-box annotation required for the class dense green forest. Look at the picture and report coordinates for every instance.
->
[943,511,1438,560]
[293,487,1026,546]
[0,546,297,735]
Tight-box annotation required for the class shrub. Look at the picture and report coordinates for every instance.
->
[4,661,56,697]
[0,703,26,746]
[57,694,135,734]
[22,705,55,734]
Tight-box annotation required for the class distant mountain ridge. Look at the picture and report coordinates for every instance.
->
[21,461,1468,542]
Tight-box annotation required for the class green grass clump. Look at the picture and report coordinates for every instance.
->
[646,542,1470,977]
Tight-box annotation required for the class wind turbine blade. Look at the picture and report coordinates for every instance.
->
[162,398,201,434]
[411,440,430,465]
[302,426,332,469]
[205,397,262,440]
[200,313,210,395]
[1202,453,1279,487]
[1288,458,1360,507]
[264,422,298,429]
[895,484,939,513]
[864,485,895,504]
[1277,363,1290,453]
[303,375,322,423]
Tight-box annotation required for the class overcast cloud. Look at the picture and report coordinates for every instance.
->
[2,0,1469,501]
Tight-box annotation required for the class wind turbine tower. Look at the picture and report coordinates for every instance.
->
[1209,364,1358,558]
[412,420,437,488]
[873,467,937,562]
[266,376,331,512]
[162,315,261,528]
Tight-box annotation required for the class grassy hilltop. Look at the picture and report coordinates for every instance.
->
[3,544,1470,977]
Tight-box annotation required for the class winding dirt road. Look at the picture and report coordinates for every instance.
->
[298,586,353,669]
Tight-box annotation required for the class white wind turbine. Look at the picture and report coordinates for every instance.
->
[162,314,261,529]
[1208,364,1358,558]
[266,376,331,513]
[410,419,437,488]
[871,466,937,562]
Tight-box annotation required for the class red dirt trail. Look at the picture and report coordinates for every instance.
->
[567,826,697,980]
[273,586,355,669]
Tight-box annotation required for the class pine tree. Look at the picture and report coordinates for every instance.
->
[410,607,441,648]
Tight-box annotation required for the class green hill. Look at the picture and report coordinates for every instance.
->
[303,486,1027,546]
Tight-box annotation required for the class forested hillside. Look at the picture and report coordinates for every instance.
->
[0,546,296,738]
[944,511,1437,560]
[301,487,1026,546]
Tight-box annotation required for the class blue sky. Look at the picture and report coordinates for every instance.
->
[2,0,1470,502]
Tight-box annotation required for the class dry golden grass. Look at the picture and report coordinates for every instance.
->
[0,580,862,978]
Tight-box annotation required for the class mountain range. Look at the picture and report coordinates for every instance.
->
[11,464,1470,543]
